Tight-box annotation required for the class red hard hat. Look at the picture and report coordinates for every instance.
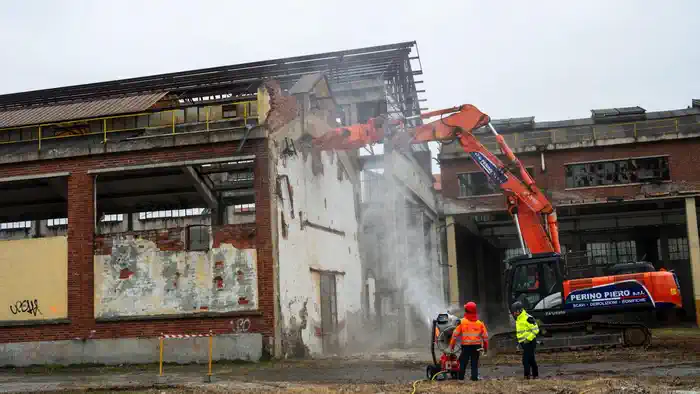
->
[464,302,477,313]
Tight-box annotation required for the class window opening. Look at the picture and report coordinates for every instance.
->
[187,225,210,251]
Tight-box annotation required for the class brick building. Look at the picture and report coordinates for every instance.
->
[0,42,428,365]
[438,103,700,326]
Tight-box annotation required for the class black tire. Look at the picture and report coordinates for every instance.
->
[426,365,438,380]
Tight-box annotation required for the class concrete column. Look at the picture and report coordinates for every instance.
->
[446,216,460,306]
[685,197,700,327]
[475,240,488,322]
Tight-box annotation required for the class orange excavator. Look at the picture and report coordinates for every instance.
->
[312,104,683,353]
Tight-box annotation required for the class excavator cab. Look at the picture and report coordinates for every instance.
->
[504,252,569,322]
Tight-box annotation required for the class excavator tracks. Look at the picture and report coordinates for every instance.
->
[489,320,652,355]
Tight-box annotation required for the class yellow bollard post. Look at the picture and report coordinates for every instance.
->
[159,337,164,376]
[208,334,213,377]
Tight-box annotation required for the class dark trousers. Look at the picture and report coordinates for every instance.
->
[521,340,538,378]
[459,345,480,381]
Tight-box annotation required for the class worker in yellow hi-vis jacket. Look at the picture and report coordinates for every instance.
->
[512,301,540,379]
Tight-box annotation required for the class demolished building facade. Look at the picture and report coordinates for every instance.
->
[0,41,441,365]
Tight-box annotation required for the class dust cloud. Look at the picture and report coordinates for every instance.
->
[354,153,453,351]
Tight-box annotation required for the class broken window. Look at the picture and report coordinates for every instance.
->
[138,208,206,220]
[101,214,124,223]
[565,156,670,188]
[47,218,68,227]
[0,221,31,230]
[658,237,689,261]
[458,167,535,197]
[222,104,238,119]
[187,225,210,251]
[586,241,636,265]
[233,203,255,213]
[457,172,496,197]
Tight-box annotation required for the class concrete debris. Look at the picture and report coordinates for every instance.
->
[262,80,299,133]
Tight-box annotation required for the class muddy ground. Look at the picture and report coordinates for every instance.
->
[0,328,698,393]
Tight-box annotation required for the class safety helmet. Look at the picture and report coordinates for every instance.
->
[464,301,477,313]
[511,301,524,313]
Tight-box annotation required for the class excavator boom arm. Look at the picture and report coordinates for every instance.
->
[312,104,560,254]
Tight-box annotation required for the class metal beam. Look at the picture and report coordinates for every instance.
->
[212,180,255,191]
[221,189,255,199]
[0,171,70,184]
[98,192,202,212]
[0,42,416,109]
[0,201,65,221]
[182,166,218,209]
[97,188,195,200]
[476,208,686,227]
[197,161,255,174]
[87,155,255,175]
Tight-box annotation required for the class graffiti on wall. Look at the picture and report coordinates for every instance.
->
[94,234,257,318]
[0,236,68,321]
[9,299,42,316]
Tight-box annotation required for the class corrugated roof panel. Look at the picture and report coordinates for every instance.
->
[0,92,168,128]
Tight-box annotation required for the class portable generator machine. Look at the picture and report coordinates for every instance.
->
[426,312,463,380]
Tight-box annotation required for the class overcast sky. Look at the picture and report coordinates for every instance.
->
[1,0,698,173]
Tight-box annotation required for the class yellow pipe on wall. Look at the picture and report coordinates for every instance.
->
[208,335,213,376]
[159,337,164,376]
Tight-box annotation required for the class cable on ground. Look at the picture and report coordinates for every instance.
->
[410,370,447,394]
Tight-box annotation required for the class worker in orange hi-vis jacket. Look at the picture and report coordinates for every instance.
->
[449,302,489,381]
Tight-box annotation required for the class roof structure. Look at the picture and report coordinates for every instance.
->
[0,42,423,125]
[0,92,167,128]
[438,100,700,157]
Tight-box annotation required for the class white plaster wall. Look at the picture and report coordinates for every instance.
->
[276,149,362,357]
[94,235,258,318]
[391,151,437,211]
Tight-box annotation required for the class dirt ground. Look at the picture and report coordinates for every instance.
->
[0,328,698,393]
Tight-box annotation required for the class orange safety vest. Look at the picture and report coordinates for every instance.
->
[450,318,488,347]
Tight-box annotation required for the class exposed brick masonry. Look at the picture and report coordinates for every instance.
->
[0,139,273,344]
[440,138,700,207]
[93,224,257,254]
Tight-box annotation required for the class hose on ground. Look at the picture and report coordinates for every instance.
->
[410,370,448,394]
